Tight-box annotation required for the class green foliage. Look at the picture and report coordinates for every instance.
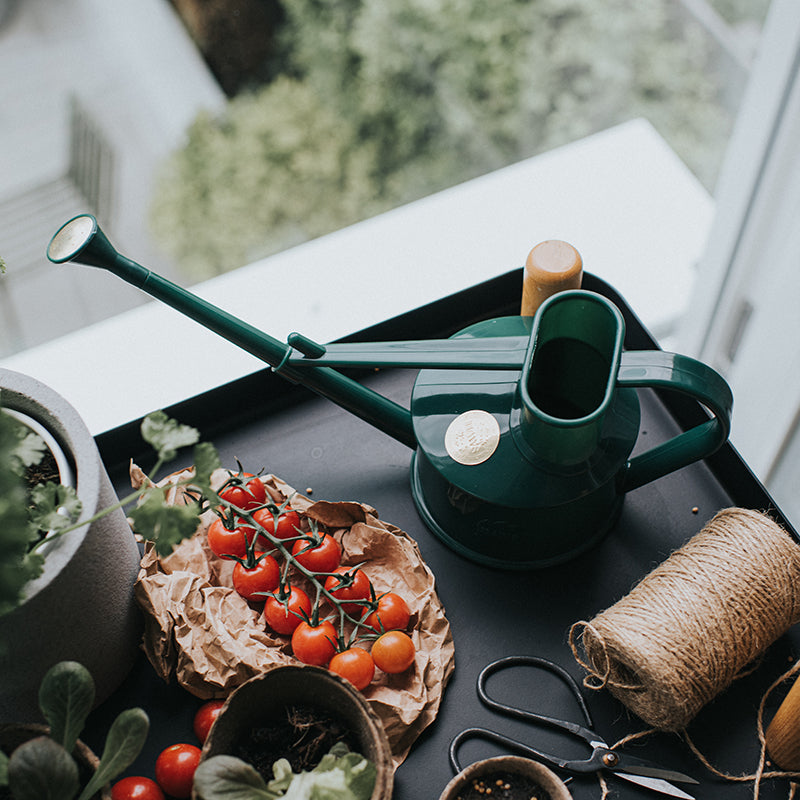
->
[38,661,95,754]
[1,661,149,800]
[151,77,379,278]
[76,708,149,800]
[0,407,213,616]
[140,410,201,462]
[152,0,735,278]
[193,742,376,800]
[709,0,770,24]
[0,408,46,615]
[128,486,203,556]
[7,737,80,800]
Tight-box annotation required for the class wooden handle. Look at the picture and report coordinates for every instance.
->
[766,672,800,770]
[520,240,583,316]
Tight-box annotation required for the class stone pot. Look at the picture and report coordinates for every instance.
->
[438,754,573,800]
[0,369,141,721]
[0,723,111,800]
[196,664,394,799]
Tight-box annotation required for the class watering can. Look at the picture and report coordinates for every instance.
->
[47,215,732,569]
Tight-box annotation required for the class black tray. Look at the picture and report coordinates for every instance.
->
[89,271,799,799]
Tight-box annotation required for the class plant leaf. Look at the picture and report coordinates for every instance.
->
[263,745,376,800]
[0,549,45,616]
[193,755,278,800]
[29,483,84,534]
[76,707,149,800]
[129,487,201,555]
[192,441,222,494]
[13,430,47,469]
[141,411,199,462]
[39,661,96,753]
[0,750,9,786]
[8,736,79,800]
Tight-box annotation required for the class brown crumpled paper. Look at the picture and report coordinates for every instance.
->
[131,466,455,766]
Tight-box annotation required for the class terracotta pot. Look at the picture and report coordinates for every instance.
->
[0,723,111,800]
[0,369,141,721]
[438,755,573,800]
[196,664,394,799]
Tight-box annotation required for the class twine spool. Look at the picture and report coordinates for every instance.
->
[571,508,800,732]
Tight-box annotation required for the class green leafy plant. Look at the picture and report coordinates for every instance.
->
[0,661,149,800]
[193,742,376,800]
[0,405,221,617]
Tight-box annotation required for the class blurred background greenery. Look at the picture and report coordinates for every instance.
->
[151,0,770,280]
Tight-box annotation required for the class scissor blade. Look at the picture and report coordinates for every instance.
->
[613,753,698,785]
[615,771,696,800]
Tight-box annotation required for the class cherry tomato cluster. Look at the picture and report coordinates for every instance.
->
[207,470,418,691]
[111,701,223,800]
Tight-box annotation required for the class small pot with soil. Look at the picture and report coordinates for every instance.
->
[194,664,393,799]
[438,755,572,800]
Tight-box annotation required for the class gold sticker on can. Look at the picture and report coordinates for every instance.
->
[444,410,500,466]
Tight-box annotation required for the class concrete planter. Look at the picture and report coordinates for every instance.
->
[0,369,141,722]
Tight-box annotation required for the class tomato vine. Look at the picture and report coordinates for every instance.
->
[206,474,417,689]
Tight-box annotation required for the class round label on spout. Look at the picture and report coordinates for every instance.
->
[445,410,500,465]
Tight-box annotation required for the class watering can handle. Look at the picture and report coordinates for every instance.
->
[617,351,733,493]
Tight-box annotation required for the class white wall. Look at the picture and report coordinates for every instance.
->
[678,0,800,524]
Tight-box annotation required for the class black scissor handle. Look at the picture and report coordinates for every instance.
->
[449,727,567,775]
[477,656,601,747]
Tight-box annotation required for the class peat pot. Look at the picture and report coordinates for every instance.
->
[439,755,572,800]
[196,665,394,799]
[0,369,141,721]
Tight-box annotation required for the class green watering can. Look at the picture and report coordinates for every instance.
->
[48,215,732,569]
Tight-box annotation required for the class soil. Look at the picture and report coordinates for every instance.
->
[455,770,553,800]
[25,447,59,487]
[233,704,360,781]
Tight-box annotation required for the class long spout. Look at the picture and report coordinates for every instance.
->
[48,215,416,448]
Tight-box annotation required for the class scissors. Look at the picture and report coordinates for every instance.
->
[449,656,698,799]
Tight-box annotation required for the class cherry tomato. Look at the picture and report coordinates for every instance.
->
[291,620,337,666]
[264,585,312,635]
[232,554,280,601]
[371,630,416,674]
[324,567,372,616]
[206,518,257,559]
[363,592,411,633]
[253,507,302,541]
[154,743,201,799]
[329,647,375,691]
[219,473,267,510]
[193,699,225,744]
[111,776,165,800]
[291,533,341,574]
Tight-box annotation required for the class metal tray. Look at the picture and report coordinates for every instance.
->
[89,270,799,799]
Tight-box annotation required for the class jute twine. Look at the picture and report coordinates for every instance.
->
[569,508,800,732]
